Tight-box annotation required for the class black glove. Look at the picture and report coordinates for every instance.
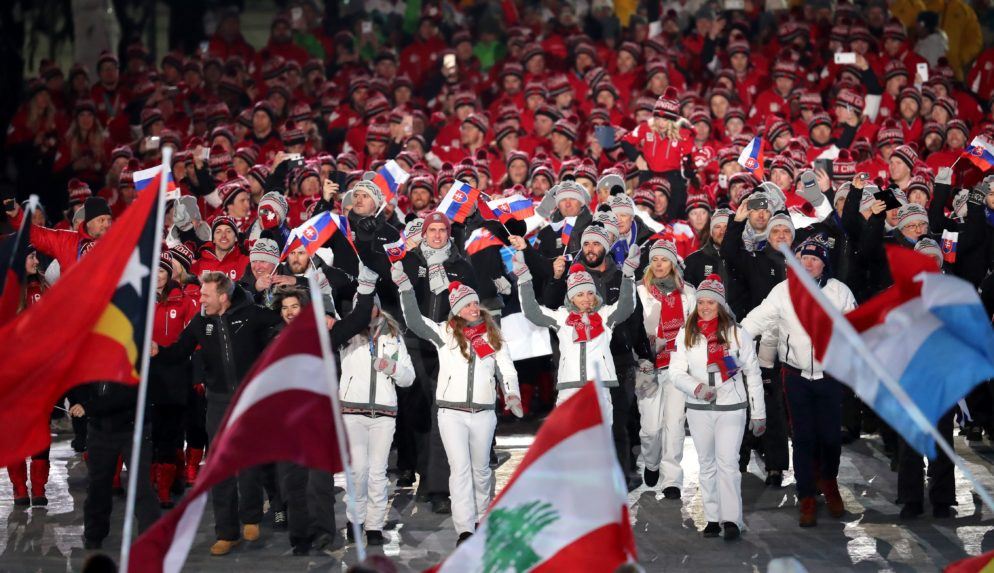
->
[482,220,511,245]
[355,215,381,234]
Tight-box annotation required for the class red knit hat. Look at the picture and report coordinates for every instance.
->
[68,179,92,206]
[654,87,680,120]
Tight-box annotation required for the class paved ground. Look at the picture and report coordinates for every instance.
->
[3,422,994,572]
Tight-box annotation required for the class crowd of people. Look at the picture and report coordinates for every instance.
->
[3,0,994,559]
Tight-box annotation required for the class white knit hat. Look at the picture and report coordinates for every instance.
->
[565,263,597,302]
[250,238,280,266]
[352,172,385,208]
[556,181,589,205]
[696,273,727,310]
[608,193,635,217]
[710,208,732,232]
[914,237,942,266]
[897,203,928,229]
[648,239,682,277]
[591,212,620,243]
[768,211,795,237]
[448,281,479,316]
[580,224,612,251]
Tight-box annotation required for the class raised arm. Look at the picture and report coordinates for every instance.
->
[512,252,560,329]
[605,245,640,328]
[392,262,444,347]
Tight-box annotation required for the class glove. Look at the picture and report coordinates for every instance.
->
[391,261,411,292]
[535,185,559,220]
[173,201,193,231]
[493,276,512,295]
[692,383,716,402]
[511,251,532,283]
[622,244,641,278]
[935,167,953,186]
[750,418,767,437]
[373,357,398,376]
[798,170,826,208]
[505,393,524,418]
[355,215,380,234]
[634,360,659,400]
[356,265,379,295]
[193,383,205,398]
[968,186,986,206]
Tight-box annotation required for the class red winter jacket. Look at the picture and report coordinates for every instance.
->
[154,283,199,347]
[190,245,250,281]
[25,214,99,273]
[621,122,695,173]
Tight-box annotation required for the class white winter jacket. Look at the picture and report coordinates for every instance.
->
[741,278,857,380]
[400,290,519,410]
[669,323,765,418]
[636,282,696,370]
[518,278,636,389]
[339,326,415,415]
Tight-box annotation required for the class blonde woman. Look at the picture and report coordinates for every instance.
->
[393,263,523,546]
[635,239,696,498]
[670,275,765,541]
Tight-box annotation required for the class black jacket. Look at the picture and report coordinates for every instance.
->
[720,218,788,315]
[401,243,481,324]
[82,382,140,433]
[157,285,283,396]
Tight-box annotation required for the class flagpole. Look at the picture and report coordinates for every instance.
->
[5,194,38,272]
[778,245,994,516]
[120,147,171,571]
[305,271,367,561]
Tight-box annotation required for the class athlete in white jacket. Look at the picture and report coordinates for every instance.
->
[338,293,415,546]
[635,239,696,498]
[512,246,639,423]
[670,274,765,541]
[393,263,523,545]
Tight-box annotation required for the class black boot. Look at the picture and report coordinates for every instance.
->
[643,468,659,487]
[662,486,681,500]
[702,522,721,538]
[723,522,740,541]
[900,502,924,520]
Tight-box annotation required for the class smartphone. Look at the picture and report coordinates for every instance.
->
[361,21,372,34]
[201,147,210,160]
[443,53,456,69]
[814,158,833,178]
[747,197,769,211]
[916,62,929,83]
[834,52,857,65]
[718,174,728,187]
[724,0,745,9]
[147,136,161,150]
[873,188,904,210]
[333,170,347,190]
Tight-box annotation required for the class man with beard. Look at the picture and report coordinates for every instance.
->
[407,174,436,213]
[191,216,250,280]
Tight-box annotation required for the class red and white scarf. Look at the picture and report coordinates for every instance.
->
[649,283,684,368]
[565,311,605,343]
[698,317,738,382]
[463,321,495,359]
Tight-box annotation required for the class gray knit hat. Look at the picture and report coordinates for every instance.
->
[648,239,682,277]
[768,211,795,237]
[710,208,732,232]
[897,203,928,229]
[580,224,612,251]
[448,281,479,316]
[565,263,597,302]
[352,172,384,208]
[608,193,636,217]
[914,237,942,266]
[250,238,280,266]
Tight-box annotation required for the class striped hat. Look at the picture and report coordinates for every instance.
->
[608,194,636,217]
[580,224,613,251]
[915,237,942,265]
[892,144,918,170]
[250,238,280,266]
[768,211,795,237]
[649,239,682,276]
[566,264,597,302]
[556,180,588,205]
[592,211,620,243]
[159,253,174,279]
[258,191,288,228]
[897,203,928,229]
[463,112,489,135]
[696,274,726,308]
[654,87,680,120]
[448,281,479,316]
[552,116,579,141]
[710,208,732,232]
[169,244,195,271]
[352,172,385,208]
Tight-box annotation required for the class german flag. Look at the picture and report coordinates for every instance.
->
[0,182,162,468]
[0,196,35,326]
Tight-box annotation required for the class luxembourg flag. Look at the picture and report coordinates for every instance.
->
[485,193,536,224]
[372,160,410,205]
[737,135,765,180]
[384,234,407,263]
[962,136,994,172]
[133,165,179,199]
[437,180,480,224]
[280,211,341,261]
[426,383,637,573]
[785,245,994,458]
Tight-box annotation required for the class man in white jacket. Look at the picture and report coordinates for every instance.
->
[741,238,856,528]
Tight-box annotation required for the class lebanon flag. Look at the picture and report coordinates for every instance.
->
[128,296,344,573]
[786,245,994,458]
[427,382,637,573]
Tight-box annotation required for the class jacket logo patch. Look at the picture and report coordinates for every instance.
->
[418,266,427,277]
[206,324,214,336]
[704,264,713,275]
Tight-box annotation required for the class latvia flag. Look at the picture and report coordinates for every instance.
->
[127,290,344,573]
[426,382,637,572]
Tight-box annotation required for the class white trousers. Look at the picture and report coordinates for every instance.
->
[637,370,686,488]
[437,408,497,534]
[687,408,747,526]
[343,415,396,530]
[556,387,614,425]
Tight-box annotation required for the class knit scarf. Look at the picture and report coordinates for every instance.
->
[463,320,495,359]
[565,311,604,342]
[649,278,684,368]
[985,206,994,227]
[741,221,769,253]
[421,242,452,294]
[698,317,738,383]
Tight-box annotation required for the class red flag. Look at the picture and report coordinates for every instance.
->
[0,199,33,325]
[945,549,994,572]
[128,301,344,573]
[0,185,161,468]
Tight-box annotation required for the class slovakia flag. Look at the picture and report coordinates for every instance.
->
[941,229,959,264]
[437,180,480,223]
[133,165,179,198]
[737,135,765,180]
[786,246,994,458]
[280,212,341,261]
[372,160,410,205]
[384,234,407,263]
[962,136,994,172]
[464,228,504,255]
[481,193,536,224]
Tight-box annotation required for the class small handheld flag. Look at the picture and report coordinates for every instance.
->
[280,211,342,261]
[962,136,994,172]
[436,180,480,224]
[484,193,536,224]
[737,135,765,180]
[372,160,410,205]
[941,229,959,264]
[384,234,408,262]
[133,165,179,199]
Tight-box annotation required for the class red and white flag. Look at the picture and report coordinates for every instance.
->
[427,382,637,573]
[128,296,344,573]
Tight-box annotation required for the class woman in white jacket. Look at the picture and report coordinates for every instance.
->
[338,291,415,547]
[670,274,765,541]
[512,246,640,421]
[635,239,696,498]
[393,263,523,545]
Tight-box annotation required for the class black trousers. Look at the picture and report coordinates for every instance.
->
[783,371,843,499]
[206,396,264,541]
[71,414,88,452]
[611,364,635,475]
[278,463,338,547]
[151,403,185,463]
[740,368,789,472]
[897,410,956,506]
[83,424,159,543]
[965,381,994,433]
[184,389,208,450]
